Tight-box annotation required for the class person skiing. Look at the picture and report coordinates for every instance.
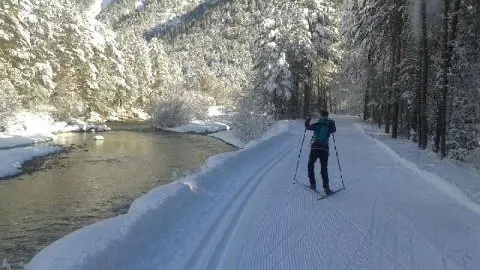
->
[305,109,336,195]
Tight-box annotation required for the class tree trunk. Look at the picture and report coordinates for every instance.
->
[413,60,420,141]
[443,0,461,156]
[378,105,383,128]
[386,6,399,135]
[414,33,422,143]
[317,76,322,113]
[392,2,403,139]
[290,81,299,118]
[436,0,450,154]
[419,0,428,149]
[303,82,311,118]
[437,0,460,157]
[363,52,373,121]
[363,89,369,121]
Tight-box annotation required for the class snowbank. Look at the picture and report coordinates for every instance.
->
[0,112,111,179]
[208,120,291,149]
[58,120,111,133]
[1,111,111,135]
[207,105,233,118]
[209,130,246,148]
[26,120,291,270]
[0,134,53,149]
[161,120,230,134]
[2,111,56,136]
[207,106,225,117]
[0,146,61,179]
[355,123,480,214]
[157,105,234,135]
[244,120,290,149]
[102,108,151,122]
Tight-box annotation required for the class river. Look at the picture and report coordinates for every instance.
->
[0,122,235,268]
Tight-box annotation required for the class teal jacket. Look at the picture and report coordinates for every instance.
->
[305,117,336,150]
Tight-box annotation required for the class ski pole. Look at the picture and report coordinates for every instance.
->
[332,134,345,190]
[293,128,307,185]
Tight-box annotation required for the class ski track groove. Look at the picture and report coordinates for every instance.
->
[232,121,479,270]
[181,136,298,270]
[66,118,480,270]
[319,169,471,268]
[206,142,298,270]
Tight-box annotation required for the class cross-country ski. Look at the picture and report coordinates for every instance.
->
[316,188,345,200]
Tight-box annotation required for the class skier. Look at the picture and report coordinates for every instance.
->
[305,110,336,195]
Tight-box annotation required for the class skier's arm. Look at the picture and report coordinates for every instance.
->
[305,117,317,131]
[329,120,336,133]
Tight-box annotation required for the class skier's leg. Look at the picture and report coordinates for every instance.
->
[307,150,318,189]
[320,150,330,191]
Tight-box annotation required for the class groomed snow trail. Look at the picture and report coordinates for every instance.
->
[30,116,480,270]
[214,116,480,270]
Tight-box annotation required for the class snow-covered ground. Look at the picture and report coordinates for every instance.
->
[159,105,243,147]
[27,116,480,270]
[158,106,230,133]
[209,130,246,148]
[88,0,116,17]
[360,121,480,206]
[161,120,230,134]
[159,105,241,146]
[0,135,53,150]
[0,145,61,179]
[0,112,111,179]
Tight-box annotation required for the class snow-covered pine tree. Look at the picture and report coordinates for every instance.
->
[341,0,479,161]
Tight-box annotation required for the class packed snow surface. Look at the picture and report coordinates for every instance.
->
[27,116,480,270]
[360,121,480,206]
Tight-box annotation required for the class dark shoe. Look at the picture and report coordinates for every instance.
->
[324,188,333,196]
[310,182,316,191]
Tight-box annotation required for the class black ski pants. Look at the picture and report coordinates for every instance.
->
[307,148,330,189]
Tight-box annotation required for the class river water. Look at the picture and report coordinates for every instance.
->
[0,123,235,268]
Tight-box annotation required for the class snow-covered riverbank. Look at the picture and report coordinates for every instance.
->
[0,112,111,179]
[25,116,480,270]
[155,106,246,148]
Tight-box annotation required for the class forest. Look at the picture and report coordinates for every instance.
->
[0,0,479,161]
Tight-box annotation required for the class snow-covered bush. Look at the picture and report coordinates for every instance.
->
[1,258,12,270]
[467,150,480,168]
[152,90,212,128]
[232,95,275,143]
[0,79,19,130]
[2,111,54,135]
[233,112,274,143]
